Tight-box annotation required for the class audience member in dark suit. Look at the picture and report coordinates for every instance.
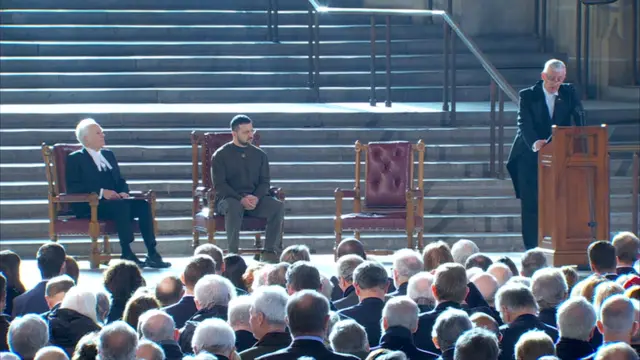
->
[138,310,184,360]
[432,308,474,360]
[40,275,75,320]
[0,273,10,351]
[0,250,26,318]
[554,297,596,360]
[228,295,258,353]
[256,290,359,360]
[387,249,423,299]
[103,260,145,323]
[371,297,437,360]
[506,59,584,250]
[588,241,620,281]
[285,261,339,310]
[613,232,640,276]
[190,317,237,360]
[338,261,389,347]
[164,255,216,328]
[240,286,291,360]
[12,242,66,318]
[66,118,169,268]
[496,284,558,360]
[530,268,568,328]
[333,255,364,310]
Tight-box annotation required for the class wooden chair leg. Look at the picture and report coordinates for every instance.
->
[334,231,342,261]
[207,218,216,245]
[254,234,263,250]
[103,235,111,265]
[90,235,100,270]
[417,231,424,251]
[406,230,414,250]
[354,231,361,240]
[192,230,200,249]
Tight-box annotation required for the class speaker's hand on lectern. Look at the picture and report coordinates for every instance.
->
[532,139,547,152]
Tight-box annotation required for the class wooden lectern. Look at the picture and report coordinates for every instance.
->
[537,125,610,267]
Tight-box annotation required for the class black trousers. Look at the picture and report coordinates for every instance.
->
[97,199,158,256]
[517,153,539,250]
[216,196,284,253]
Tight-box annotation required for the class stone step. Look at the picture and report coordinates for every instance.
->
[0,0,360,10]
[0,53,562,73]
[0,37,543,57]
[0,212,635,240]
[0,24,441,42]
[0,69,538,89]
[1,195,634,220]
[2,177,634,200]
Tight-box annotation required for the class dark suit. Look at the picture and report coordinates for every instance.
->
[158,340,184,360]
[338,297,386,347]
[12,280,48,318]
[334,286,358,310]
[506,80,584,249]
[499,314,558,360]
[236,329,258,353]
[387,282,408,298]
[617,267,638,276]
[240,332,291,360]
[538,307,557,328]
[371,326,437,360]
[65,148,158,257]
[255,338,359,360]
[0,314,10,351]
[164,295,197,329]
[555,337,594,360]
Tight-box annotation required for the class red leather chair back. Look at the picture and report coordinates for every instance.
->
[365,141,412,208]
[49,144,83,214]
[201,132,261,189]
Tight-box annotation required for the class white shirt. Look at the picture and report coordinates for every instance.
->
[543,87,558,120]
[85,148,113,199]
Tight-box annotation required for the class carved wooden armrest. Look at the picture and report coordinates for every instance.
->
[55,193,99,203]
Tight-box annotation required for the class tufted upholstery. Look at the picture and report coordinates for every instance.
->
[365,142,412,208]
[51,144,83,215]
[341,212,423,231]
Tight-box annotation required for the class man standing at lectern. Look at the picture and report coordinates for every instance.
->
[506,59,585,250]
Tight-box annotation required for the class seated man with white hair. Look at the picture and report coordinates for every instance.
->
[191,318,236,359]
[136,340,165,360]
[97,321,138,360]
[66,118,169,268]
[240,286,290,360]
[388,249,424,298]
[371,296,437,359]
[450,239,479,266]
[138,309,183,360]
[48,286,102,356]
[228,296,257,353]
[554,297,596,360]
[333,255,365,310]
[34,346,70,360]
[530,268,568,328]
[406,272,435,313]
[179,274,237,354]
[431,308,472,360]
[8,314,50,360]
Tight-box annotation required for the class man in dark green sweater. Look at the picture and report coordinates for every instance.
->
[211,115,284,262]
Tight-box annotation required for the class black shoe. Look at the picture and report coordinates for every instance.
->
[144,253,171,269]
[121,253,145,267]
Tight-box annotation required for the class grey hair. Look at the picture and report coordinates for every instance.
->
[531,268,568,309]
[97,321,138,360]
[191,318,236,355]
[543,59,566,73]
[61,286,98,323]
[250,285,288,326]
[75,118,100,145]
[336,254,364,283]
[34,346,69,360]
[431,308,473,351]
[600,294,636,333]
[407,272,435,307]
[451,239,479,265]
[0,353,21,360]
[8,314,50,359]
[393,249,424,281]
[520,250,548,278]
[453,328,500,360]
[194,274,236,309]
[135,340,164,360]
[182,353,219,360]
[382,296,419,331]
[495,283,538,315]
[328,320,369,354]
[266,262,289,288]
[514,330,556,360]
[252,265,271,291]
[138,309,176,342]
[595,342,640,360]
[96,290,112,324]
[279,244,311,264]
[556,297,596,341]
[507,276,532,288]
[326,311,341,340]
[319,273,334,301]
[228,295,252,328]
[487,263,513,287]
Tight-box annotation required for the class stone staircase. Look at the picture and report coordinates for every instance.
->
[0,0,638,258]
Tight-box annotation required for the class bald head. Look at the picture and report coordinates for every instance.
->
[487,263,513,287]
[599,295,638,339]
[470,313,500,336]
[451,239,479,266]
[336,239,366,259]
[471,273,499,306]
[34,347,69,360]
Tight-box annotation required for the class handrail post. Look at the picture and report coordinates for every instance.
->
[534,0,540,38]
[584,5,591,99]
[307,3,314,89]
[442,21,450,113]
[575,0,583,95]
[385,15,392,107]
[427,0,434,24]
[267,0,273,42]
[633,0,639,85]
[369,15,377,106]
[489,81,497,177]
[633,151,639,234]
[314,11,321,101]
[541,0,547,52]
[450,30,457,125]
[273,0,280,43]
[497,89,505,179]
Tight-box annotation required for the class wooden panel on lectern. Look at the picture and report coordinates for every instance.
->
[538,125,610,267]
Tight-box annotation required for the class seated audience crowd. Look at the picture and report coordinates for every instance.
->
[1,231,640,360]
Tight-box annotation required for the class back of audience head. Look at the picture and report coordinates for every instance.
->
[103,260,144,303]
[495,283,538,324]
[507,276,531,288]
[95,290,111,325]
[469,313,500,338]
[514,330,555,360]
[285,261,321,294]
[326,311,341,342]
[64,256,80,284]
[193,244,223,274]
[560,265,579,294]
[631,299,640,344]
[353,261,389,297]
[496,256,519,280]
[0,250,26,293]
[450,239,479,266]
[250,264,270,292]
[594,281,624,311]
[280,244,311,264]
[612,231,640,267]
[598,294,639,342]
[627,286,640,301]
[453,327,499,360]
[97,321,138,360]
[155,275,184,307]
[329,320,369,356]
[37,242,67,280]
[531,268,568,310]
[8,314,49,360]
[433,263,468,304]
[182,352,219,360]
[520,249,547,277]
[135,340,164,360]
[422,241,454,272]
[194,274,236,310]
[45,272,76,305]
[184,255,217,292]
[465,253,493,272]
[382,296,419,333]
[431,308,472,352]
[407,272,435,308]
[595,342,639,360]
[556,296,596,342]
[392,249,423,287]
[336,254,365,291]
[228,295,252,332]
[471,273,499,306]
[575,276,609,302]
[138,309,176,343]
[191,318,236,357]
[265,262,289,288]
[34,346,69,360]
[61,286,99,323]
[122,294,160,330]
[589,241,617,274]
[487,262,513,287]
[319,273,334,301]
[0,353,21,360]
[222,254,248,292]
[336,238,366,260]
[249,285,288,339]
[286,290,329,337]
[72,332,98,360]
